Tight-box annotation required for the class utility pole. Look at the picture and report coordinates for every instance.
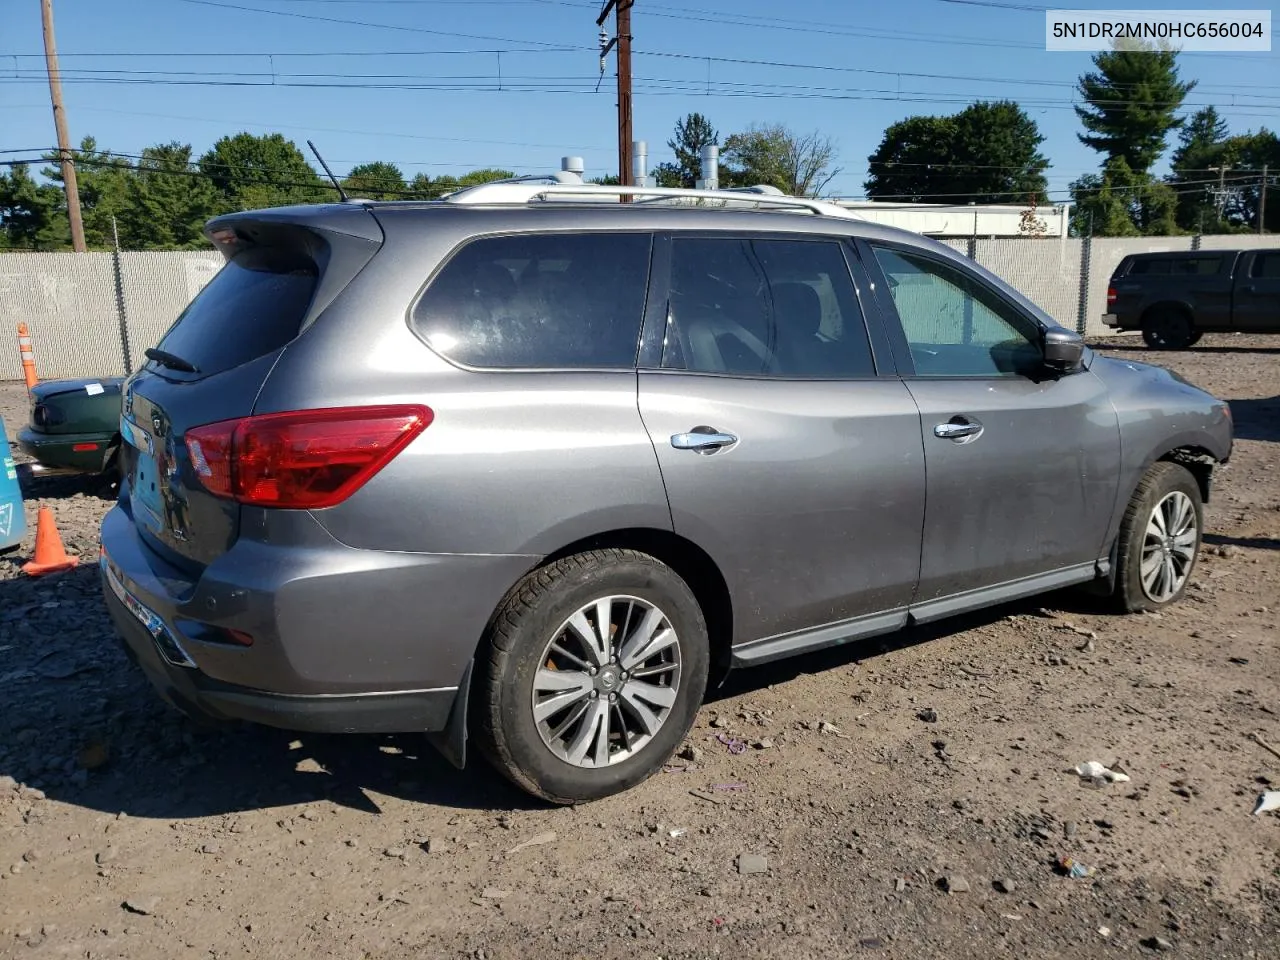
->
[40,0,85,252]
[1207,164,1231,223]
[596,0,633,190]
[1260,164,1268,235]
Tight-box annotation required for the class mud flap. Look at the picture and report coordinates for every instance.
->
[425,660,471,770]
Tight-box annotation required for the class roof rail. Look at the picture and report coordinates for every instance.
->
[442,181,862,219]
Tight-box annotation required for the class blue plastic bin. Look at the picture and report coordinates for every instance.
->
[0,415,28,553]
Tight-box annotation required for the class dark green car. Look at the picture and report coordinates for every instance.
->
[17,377,124,481]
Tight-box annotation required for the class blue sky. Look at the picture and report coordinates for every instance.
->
[2,0,1276,202]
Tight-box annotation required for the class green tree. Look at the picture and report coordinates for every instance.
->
[41,136,134,248]
[1209,129,1280,232]
[1232,129,1280,232]
[1071,156,1178,236]
[120,143,219,249]
[651,162,683,188]
[341,161,407,200]
[865,101,1049,204]
[414,168,515,198]
[198,133,326,211]
[1075,43,1195,176]
[665,113,719,188]
[1168,107,1231,231]
[408,172,434,199]
[0,162,63,250]
[721,124,840,196]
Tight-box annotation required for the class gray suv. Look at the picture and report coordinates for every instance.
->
[99,182,1233,803]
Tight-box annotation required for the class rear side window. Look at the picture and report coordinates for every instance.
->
[661,236,876,379]
[1128,258,1171,276]
[153,247,318,377]
[1171,257,1221,275]
[412,233,652,369]
[1251,253,1280,278]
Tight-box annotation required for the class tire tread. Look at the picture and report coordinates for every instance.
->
[1114,461,1200,613]
[476,548,688,803]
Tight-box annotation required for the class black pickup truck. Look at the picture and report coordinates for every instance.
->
[1103,248,1280,349]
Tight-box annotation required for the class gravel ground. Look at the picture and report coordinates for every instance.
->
[1,334,1278,959]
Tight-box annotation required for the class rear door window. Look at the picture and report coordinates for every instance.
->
[660,236,876,378]
[411,232,652,369]
[152,247,318,377]
[1251,253,1280,278]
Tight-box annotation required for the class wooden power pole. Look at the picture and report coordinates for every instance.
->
[1260,164,1269,235]
[596,0,634,188]
[41,0,86,252]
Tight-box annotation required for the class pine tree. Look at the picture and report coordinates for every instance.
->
[1169,107,1230,231]
[666,113,719,187]
[1075,43,1195,176]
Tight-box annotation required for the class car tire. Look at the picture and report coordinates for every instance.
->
[1113,462,1203,613]
[1141,310,1194,350]
[1186,330,1203,346]
[96,443,121,500]
[475,549,709,804]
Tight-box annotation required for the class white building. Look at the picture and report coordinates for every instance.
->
[830,200,1071,239]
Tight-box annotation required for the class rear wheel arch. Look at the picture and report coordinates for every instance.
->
[1140,302,1196,349]
[466,528,734,715]
[522,528,734,689]
[1140,301,1193,327]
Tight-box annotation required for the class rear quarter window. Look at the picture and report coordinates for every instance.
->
[1171,257,1222,276]
[152,247,318,377]
[1128,258,1171,276]
[411,232,652,369]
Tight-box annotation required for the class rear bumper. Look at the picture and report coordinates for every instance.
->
[104,577,458,732]
[17,426,111,473]
[1101,313,1123,329]
[98,501,538,734]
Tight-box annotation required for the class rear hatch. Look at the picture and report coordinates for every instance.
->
[118,206,383,574]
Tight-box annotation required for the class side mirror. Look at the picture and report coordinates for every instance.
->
[1043,327,1085,374]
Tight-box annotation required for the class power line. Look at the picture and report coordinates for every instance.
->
[174,0,589,49]
[0,102,616,152]
[5,70,1280,114]
[129,0,1280,62]
[4,48,1277,97]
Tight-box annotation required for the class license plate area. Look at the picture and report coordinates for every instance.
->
[100,547,196,668]
[121,416,164,533]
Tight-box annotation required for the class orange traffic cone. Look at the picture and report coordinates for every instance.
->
[22,505,80,576]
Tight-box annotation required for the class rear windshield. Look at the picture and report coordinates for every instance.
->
[152,247,319,377]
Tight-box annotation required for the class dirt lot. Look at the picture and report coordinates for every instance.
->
[1,334,1278,960]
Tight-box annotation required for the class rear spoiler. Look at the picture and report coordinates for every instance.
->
[204,204,384,261]
[202,205,386,332]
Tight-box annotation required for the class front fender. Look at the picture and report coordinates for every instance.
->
[1090,355,1232,552]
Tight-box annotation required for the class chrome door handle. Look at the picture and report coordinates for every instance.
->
[671,429,738,452]
[933,418,984,442]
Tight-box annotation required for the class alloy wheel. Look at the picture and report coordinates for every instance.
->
[1140,491,1198,602]
[531,595,682,768]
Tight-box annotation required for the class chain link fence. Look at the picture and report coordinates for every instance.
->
[1,234,1274,381]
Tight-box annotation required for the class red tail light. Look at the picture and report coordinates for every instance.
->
[186,405,432,509]
[1106,286,1117,306]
